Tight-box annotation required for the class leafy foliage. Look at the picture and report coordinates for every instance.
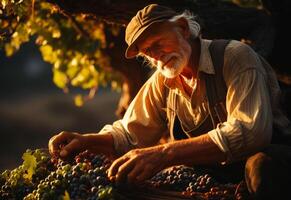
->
[22,152,37,180]
[0,149,53,199]
[0,0,122,105]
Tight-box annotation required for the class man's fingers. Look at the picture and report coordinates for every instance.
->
[48,135,59,155]
[136,164,155,183]
[114,159,135,184]
[60,138,80,158]
[48,131,74,156]
[127,161,144,183]
[108,156,130,178]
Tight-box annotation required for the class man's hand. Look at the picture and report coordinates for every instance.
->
[108,145,173,184]
[49,131,116,159]
[48,131,88,159]
[107,134,227,185]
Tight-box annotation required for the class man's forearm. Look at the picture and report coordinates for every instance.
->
[83,133,117,158]
[163,133,226,166]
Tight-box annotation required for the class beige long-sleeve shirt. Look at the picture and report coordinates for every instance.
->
[99,39,291,162]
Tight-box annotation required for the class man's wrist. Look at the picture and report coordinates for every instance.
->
[83,133,116,157]
[161,143,176,167]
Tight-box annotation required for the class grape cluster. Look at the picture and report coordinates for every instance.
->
[0,149,53,200]
[0,149,115,200]
[146,165,249,200]
[1,149,250,200]
[25,150,114,200]
[147,166,217,192]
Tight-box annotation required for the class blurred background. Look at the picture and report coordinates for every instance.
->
[0,41,120,171]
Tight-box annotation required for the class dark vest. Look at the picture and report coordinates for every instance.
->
[169,40,291,146]
[170,40,230,140]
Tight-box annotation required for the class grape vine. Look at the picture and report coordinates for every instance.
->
[0,0,122,106]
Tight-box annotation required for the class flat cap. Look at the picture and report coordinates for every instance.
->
[125,4,177,58]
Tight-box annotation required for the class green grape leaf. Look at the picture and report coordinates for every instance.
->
[22,152,37,180]
[0,0,123,106]
[62,190,70,200]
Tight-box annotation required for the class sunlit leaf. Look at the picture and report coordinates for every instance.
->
[62,190,70,200]
[82,78,98,89]
[71,67,90,86]
[67,62,79,79]
[1,0,8,8]
[54,60,61,69]
[52,29,61,38]
[0,0,123,106]
[4,43,14,56]
[53,69,68,89]
[74,94,83,107]
[40,45,53,62]
[22,152,37,180]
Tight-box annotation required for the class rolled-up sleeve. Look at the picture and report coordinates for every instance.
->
[208,41,273,162]
[99,71,168,155]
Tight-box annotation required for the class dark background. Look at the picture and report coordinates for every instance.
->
[0,42,119,171]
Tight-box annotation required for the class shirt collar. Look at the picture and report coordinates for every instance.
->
[164,38,215,90]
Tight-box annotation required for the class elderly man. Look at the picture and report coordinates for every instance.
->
[49,4,291,199]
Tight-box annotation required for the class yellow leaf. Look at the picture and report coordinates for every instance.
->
[52,29,61,38]
[1,0,7,9]
[62,191,70,200]
[40,45,53,62]
[22,152,37,180]
[53,69,68,89]
[4,43,14,57]
[67,64,79,79]
[71,68,90,86]
[74,94,83,107]
[82,78,98,89]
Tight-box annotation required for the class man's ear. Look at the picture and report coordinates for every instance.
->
[175,17,190,39]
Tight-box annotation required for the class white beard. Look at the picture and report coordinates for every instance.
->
[144,34,192,79]
[156,52,188,78]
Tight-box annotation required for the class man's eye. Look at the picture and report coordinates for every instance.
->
[153,42,162,50]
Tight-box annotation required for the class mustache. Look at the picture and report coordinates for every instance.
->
[160,57,174,69]
[158,53,179,68]
[139,52,180,69]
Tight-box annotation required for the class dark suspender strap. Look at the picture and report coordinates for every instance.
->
[171,39,230,139]
[203,39,230,128]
